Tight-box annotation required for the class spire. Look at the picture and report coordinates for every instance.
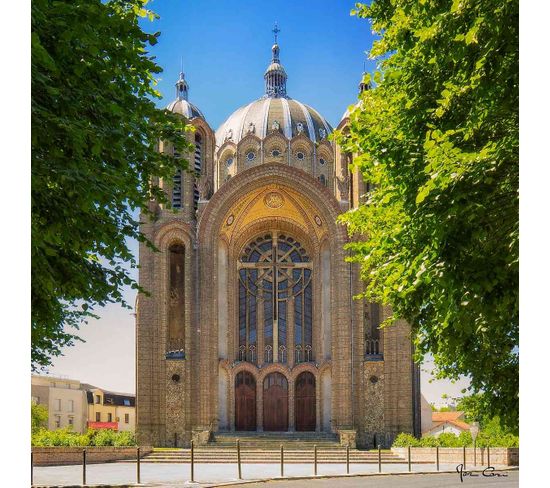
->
[264,23,287,98]
[359,57,371,94]
[175,70,189,101]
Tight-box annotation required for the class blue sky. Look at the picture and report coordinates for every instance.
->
[46,0,470,404]
[146,0,375,129]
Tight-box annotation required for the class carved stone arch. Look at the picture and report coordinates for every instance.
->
[263,131,288,163]
[258,363,291,383]
[237,134,262,172]
[226,186,320,254]
[231,218,316,261]
[197,164,350,428]
[290,362,319,382]
[154,220,194,249]
[290,136,314,173]
[231,361,260,381]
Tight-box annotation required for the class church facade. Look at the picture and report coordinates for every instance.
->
[136,35,421,449]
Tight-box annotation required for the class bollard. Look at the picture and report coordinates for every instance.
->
[237,439,242,480]
[82,449,87,486]
[314,445,318,476]
[487,446,490,467]
[136,447,141,484]
[346,445,350,474]
[408,445,411,472]
[463,445,466,470]
[190,440,195,482]
[31,451,33,487]
[378,445,382,473]
[436,446,439,471]
[280,444,284,477]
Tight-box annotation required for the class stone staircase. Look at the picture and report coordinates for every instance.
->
[140,433,406,464]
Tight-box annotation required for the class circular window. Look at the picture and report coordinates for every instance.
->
[226,157,234,166]
[296,152,305,160]
[271,149,281,157]
[171,374,180,383]
[246,151,256,161]
[319,158,326,165]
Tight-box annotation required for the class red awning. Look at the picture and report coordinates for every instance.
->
[87,421,118,430]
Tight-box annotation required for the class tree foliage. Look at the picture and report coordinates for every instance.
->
[31,402,49,433]
[31,0,191,369]
[336,0,518,431]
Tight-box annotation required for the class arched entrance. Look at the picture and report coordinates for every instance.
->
[295,372,316,431]
[235,371,256,431]
[263,372,288,431]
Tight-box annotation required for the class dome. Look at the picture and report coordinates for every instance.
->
[216,97,332,148]
[166,71,205,120]
[216,38,332,148]
[167,98,204,120]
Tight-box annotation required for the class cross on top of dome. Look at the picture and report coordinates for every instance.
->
[264,22,287,98]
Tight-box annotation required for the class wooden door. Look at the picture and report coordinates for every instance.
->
[295,372,316,431]
[235,372,256,431]
[263,373,288,431]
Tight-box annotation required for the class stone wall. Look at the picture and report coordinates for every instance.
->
[32,447,153,466]
[392,447,519,466]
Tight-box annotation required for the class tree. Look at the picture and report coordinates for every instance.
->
[336,0,518,431]
[31,0,191,369]
[31,402,49,433]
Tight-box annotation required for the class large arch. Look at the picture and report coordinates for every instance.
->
[196,163,351,431]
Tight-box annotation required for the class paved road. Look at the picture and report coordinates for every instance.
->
[32,463,518,487]
[240,470,519,488]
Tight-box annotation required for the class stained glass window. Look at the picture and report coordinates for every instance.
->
[238,233,313,364]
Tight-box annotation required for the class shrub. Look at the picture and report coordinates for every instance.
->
[31,428,137,447]
[392,433,420,447]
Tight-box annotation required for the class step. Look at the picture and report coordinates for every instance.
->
[139,447,407,464]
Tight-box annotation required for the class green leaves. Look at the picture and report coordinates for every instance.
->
[336,0,518,431]
[31,0,192,369]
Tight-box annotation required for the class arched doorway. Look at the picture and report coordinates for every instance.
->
[295,372,316,431]
[235,371,256,431]
[263,372,288,431]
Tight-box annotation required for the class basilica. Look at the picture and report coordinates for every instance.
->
[136,31,420,449]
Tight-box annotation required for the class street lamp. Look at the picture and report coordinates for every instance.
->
[470,421,480,466]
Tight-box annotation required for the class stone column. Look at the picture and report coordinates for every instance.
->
[257,377,264,432]
[288,377,295,432]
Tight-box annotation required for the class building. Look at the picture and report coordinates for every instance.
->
[83,385,136,432]
[136,28,421,448]
[422,411,471,437]
[31,375,88,433]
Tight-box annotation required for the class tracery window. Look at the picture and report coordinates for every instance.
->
[238,233,313,364]
[167,244,185,358]
[364,301,382,358]
[193,134,202,211]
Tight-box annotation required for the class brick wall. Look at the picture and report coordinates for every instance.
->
[32,446,153,466]
[392,447,519,466]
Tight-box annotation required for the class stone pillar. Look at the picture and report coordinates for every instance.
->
[257,377,264,432]
[288,377,295,432]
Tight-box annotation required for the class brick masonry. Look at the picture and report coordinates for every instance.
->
[32,447,152,466]
[136,114,419,449]
[392,447,519,466]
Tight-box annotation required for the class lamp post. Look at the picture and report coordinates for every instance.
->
[470,421,480,467]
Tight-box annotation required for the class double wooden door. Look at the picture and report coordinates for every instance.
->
[263,373,288,431]
[295,372,316,431]
[235,371,256,431]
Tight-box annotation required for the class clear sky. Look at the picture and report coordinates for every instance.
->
[45,0,470,405]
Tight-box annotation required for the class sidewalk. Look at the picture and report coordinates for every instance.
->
[33,461,514,487]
